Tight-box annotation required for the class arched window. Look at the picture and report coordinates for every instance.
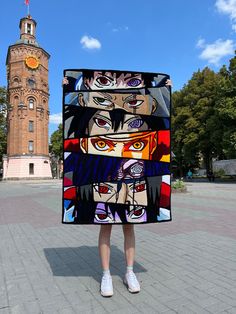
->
[14,95,19,104]
[13,77,20,87]
[27,23,33,35]
[28,141,34,153]
[28,98,34,109]
[29,121,34,132]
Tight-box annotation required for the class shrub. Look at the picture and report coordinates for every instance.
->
[213,168,225,177]
[171,179,187,192]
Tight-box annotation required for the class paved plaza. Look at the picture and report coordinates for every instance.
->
[0,180,236,314]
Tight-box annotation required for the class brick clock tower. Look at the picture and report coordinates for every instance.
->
[3,15,52,179]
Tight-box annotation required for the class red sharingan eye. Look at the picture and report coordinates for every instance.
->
[98,77,109,85]
[135,183,145,192]
[97,213,107,220]
[129,100,138,105]
[98,186,109,193]
[133,209,142,216]
[97,118,107,126]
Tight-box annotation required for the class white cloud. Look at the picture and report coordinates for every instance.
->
[197,38,235,65]
[216,0,236,31]
[50,112,62,125]
[80,35,101,50]
[111,26,129,32]
[196,38,205,48]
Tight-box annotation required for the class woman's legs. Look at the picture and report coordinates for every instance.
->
[99,223,140,295]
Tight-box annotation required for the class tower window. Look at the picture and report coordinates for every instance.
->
[27,23,32,34]
[29,121,34,132]
[13,77,20,87]
[28,78,35,88]
[28,141,34,153]
[29,163,34,175]
[28,99,34,109]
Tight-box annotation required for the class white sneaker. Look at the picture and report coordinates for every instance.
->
[100,274,113,297]
[123,271,140,293]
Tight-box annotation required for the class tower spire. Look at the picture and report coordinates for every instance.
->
[24,0,30,16]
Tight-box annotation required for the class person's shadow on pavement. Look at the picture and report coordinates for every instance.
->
[44,245,147,283]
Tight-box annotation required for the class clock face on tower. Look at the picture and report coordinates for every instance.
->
[25,56,39,69]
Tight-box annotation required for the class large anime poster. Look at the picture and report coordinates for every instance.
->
[62,69,171,224]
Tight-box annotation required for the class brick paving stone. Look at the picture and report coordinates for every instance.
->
[57,307,76,314]
[205,301,233,313]
[225,307,236,314]
[1,181,236,313]
[0,309,10,314]
[214,294,236,307]
[23,300,42,314]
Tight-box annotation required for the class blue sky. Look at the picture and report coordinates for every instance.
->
[0,0,236,136]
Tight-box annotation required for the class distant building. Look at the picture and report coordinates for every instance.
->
[3,15,52,179]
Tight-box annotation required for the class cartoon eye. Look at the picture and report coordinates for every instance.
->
[94,183,113,194]
[93,140,109,151]
[129,141,145,151]
[129,162,144,177]
[95,209,113,222]
[97,213,107,219]
[98,185,110,194]
[128,206,145,219]
[96,76,114,87]
[134,183,146,192]
[93,97,113,107]
[91,138,115,152]
[127,99,144,108]
[128,119,144,129]
[94,118,111,130]
[127,78,142,87]
[129,182,146,193]
[95,140,109,150]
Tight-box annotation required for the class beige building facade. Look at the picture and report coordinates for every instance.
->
[3,15,52,179]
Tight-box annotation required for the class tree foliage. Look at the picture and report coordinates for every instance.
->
[49,123,63,160]
[172,53,236,176]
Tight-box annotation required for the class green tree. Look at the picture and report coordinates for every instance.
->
[0,87,8,166]
[215,53,236,159]
[172,54,236,176]
[172,67,220,174]
[49,123,63,160]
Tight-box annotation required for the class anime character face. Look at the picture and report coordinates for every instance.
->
[125,206,147,223]
[78,92,157,115]
[84,71,145,90]
[80,131,157,160]
[88,110,149,136]
[94,203,121,223]
[93,180,148,206]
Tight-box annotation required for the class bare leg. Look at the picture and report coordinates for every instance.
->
[122,225,140,292]
[99,225,113,297]
[98,225,112,271]
[122,225,135,267]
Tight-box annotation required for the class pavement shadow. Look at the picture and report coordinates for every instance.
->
[44,245,147,283]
